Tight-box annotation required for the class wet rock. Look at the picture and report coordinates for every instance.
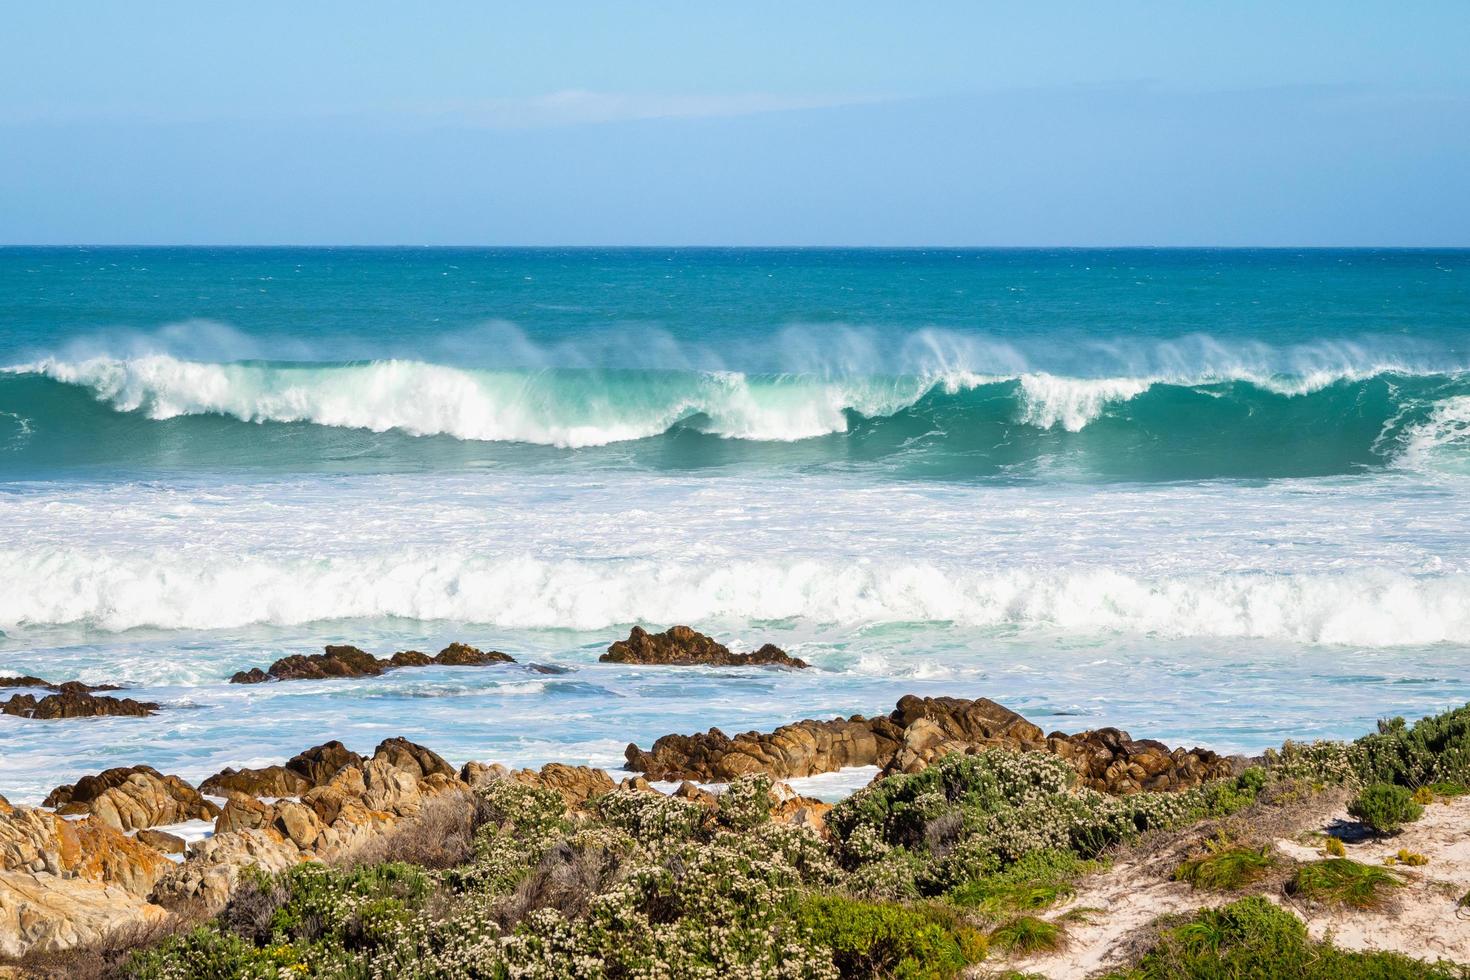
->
[600,625,810,668]
[230,642,516,683]
[373,737,456,779]
[0,691,158,719]
[435,641,514,665]
[44,766,220,832]
[0,675,121,694]
[509,763,615,809]
[135,829,186,855]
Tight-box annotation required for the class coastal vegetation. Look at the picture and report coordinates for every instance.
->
[6,678,1470,977]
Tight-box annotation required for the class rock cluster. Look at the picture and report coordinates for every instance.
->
[230,642,515,684]
[624,694,1237,794]
[44,766,221,831]
[600,625,809,669]
[0,691,159,719]
[0,675,121,694]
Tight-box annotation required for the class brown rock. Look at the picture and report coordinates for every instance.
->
[43,766,219,831]
[373,737,455,779]
[601,625,809,668]
[230,642,516,684]
[199,765,313,799]
[459,761,508,786]
[509,763,614,809]
[214,795,272,835]
[434,642,513,666]
[286,741,364,786]
[135,828,186,855]
[272,801,323,849]
[625,694,1231,794]
[0,675,121,693]
[1,691,158,719]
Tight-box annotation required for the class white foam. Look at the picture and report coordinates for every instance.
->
[2,547,1468,646]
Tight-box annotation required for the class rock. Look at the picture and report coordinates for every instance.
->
[44,766,220,832]
[214,795,271,835]
[459,761,508,787]
[150,827,301,914]
[0,691,158,719]
[199,764,313,799]
[625,713,894,782]
[135,829,186,855]
[230,642,517,684]
[601,625,810,668]
[286,741,364,786]
[625,695,1233,794]
[272,801,323,849]
[0,675,54,689]
[373,737,456,779]
[435,642,514,666]
[0,805,172,957]
[510,763,615,809]
[0,675,121,693]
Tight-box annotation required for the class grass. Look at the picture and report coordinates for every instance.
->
[989,915,1065,955]
[1103,896,1468,979]
[1324,835,1346,857]
[1172,842,1276,891]
[1287,858,1404,910]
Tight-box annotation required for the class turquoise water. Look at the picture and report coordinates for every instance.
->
[1,248,1468,802]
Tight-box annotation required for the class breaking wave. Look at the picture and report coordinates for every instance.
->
[2,549,1468,646]
[3,351,1468,478]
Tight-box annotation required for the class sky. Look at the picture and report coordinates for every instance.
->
[2,2,1468,246]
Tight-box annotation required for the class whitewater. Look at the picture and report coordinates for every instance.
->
[1,246,1468,804]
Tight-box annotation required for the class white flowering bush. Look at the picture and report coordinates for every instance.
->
[717,773,775,831]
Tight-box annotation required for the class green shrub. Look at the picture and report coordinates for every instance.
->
[945,849,1091,921]
[1103,896,1466,979]
[795,894,985,979]
[1172,842,1275,891]
[989,914,1065,955]
[1288,858,1403,909]
[1353,704,1470,788]
[1348,783,1423,834]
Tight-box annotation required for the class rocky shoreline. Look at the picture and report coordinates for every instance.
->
[2,627,1467,978]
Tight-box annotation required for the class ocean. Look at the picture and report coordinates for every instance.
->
[1,247,1468,803]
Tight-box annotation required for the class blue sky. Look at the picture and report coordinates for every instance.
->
[2,2,1468,245]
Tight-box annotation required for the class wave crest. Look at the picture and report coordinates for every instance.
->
[2,549,1467,646]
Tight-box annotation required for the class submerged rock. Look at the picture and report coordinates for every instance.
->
[600,625,810,669]
[230,642,516,683]
[0,691,159,719]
